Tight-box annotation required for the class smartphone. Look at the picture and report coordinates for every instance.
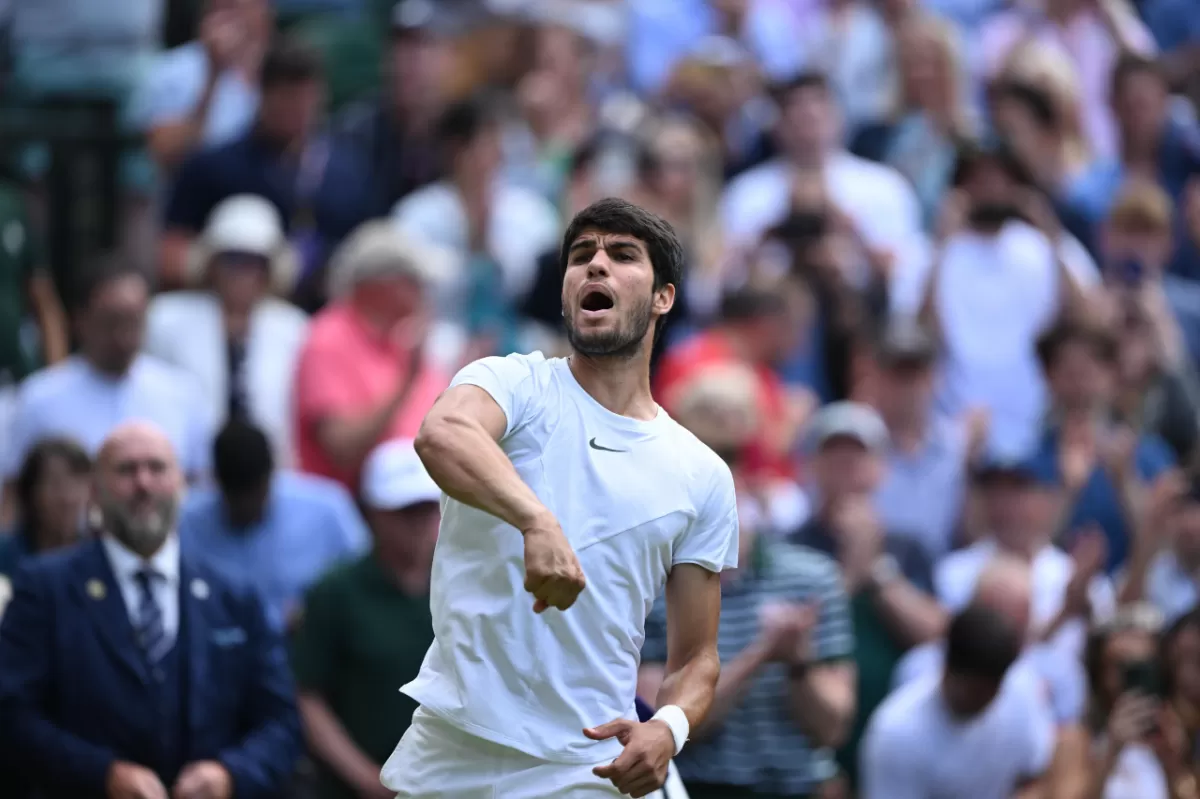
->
[1121,659,1163,698]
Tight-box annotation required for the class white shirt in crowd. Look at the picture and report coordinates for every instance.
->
[1098,738,1169,799]
[861,675,1054,799]
[935,539,1117,662]
[1133,551,1199,626]
[387,352,739,770]
[3,355,213,479]
[144,292,309,466]
[890,220,1099,453]
[102,533,181,648]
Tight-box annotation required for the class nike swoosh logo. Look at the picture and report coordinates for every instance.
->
[589,437,627,453]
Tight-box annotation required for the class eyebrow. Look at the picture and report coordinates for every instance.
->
[567,238,644,257]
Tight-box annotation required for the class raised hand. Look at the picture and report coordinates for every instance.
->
[584,718,677,798]
[522,517,587,613]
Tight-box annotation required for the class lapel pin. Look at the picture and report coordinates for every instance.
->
[86,579,106,600]
[191,579,210,600]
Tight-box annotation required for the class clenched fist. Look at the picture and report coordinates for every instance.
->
[522,518,586,613]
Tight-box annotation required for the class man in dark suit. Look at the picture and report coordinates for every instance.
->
[0,421,302,799]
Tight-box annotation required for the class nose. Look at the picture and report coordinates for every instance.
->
[585,254,612,280]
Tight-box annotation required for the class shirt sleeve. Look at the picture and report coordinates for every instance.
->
[448,353,546,440]
[859,713,927,799]
[640,595,669,665]
[288,576,342,694]
[809,562,854,663]
[672,461,739,572]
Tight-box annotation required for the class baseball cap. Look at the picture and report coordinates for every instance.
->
[361,439,441,511]
[875,317,938,368]
[806,402,889,453]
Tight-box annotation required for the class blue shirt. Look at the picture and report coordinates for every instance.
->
[178,471,370,631]
[1028,429,1175,572]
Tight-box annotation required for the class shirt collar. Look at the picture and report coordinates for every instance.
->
[101,533,181,586]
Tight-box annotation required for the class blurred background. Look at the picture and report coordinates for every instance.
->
[1,0,1200,796]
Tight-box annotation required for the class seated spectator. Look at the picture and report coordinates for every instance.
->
[0,437,91,579]
[936,453,1115,662]
[292,222,448,491]
[178,420,368,632]
[638,404,855,798]
[145,194,310,465]
[789,401,944,786]
[2,258,213,520]
[391,92,559,362]
[161,36,373,297]
[131,0,271,173]
[290,439,439,799]
[1029,318,1176,571]
[0,422,302,798]
[332,0,453,216]
[860,604,1052,798]
[866,318,976,561]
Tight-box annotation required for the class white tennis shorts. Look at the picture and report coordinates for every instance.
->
[381,707,682,799]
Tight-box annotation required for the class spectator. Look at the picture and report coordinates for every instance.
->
[161,36,373,296]
[935,453,1115,662]
[1028,318,1176,572]
[900,141,1097,454]
[867,317,976,561]
[0,421,302,798]
[2,258,212,521]
[145,194,310,465]
[0,438,91,580]
[133,0,272,172]
[333,0,455,216]
[391,92,560,362]
[1121,473,1200,626]
[639,392,855,798]
[178,419,369,633]
[1160,609,1200,778]
[290,439,439,799]
[1170,176,1200,281]
[860,604,1051,798]
[789,401,944,786]
[292,222,447,491]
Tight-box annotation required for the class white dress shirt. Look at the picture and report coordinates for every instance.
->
[101,533,181,648]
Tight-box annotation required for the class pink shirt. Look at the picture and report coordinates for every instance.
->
[978,9,1155,161]
[293,302,448,491]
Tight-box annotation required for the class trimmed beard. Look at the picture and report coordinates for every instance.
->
[563,292,654,360]
[99,492,178,556]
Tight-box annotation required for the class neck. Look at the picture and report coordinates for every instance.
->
[85,353,131,379]
[568,351,657,420]
[789,149,826,170]
[223,303,253,341]
[109,530,169,561]
[883,411,926,450]
[254,124,305,157]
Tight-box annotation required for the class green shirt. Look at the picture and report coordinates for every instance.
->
[0,181,40,383]
[289,554,434,799]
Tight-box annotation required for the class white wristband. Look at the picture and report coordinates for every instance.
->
[651,704,690,756]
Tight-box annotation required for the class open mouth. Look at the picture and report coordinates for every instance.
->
[580,287,615,313]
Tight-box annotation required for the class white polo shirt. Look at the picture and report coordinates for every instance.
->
[397,352,739,764]
[861,675,1054,799]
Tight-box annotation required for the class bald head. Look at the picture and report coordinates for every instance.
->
[973,555,1033,635]
[95,421,182,557]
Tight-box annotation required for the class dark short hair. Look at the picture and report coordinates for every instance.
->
[213,419,274,494]
[950,139,1031,188]
[769,70,831,106]
[1036,317,1119,372]
[260,37,324,90]
[992,79,1059,131]
[436,93,502,154]
[720,288,787,323]
[559,197,684,292]
[1111,53,1165,102]
[73,252,147,312]
[15,436,91,534]
[945,603,1023,681]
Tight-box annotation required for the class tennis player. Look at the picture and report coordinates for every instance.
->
[380,198,739,798]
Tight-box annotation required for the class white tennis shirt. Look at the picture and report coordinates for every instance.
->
[397,352,739,764]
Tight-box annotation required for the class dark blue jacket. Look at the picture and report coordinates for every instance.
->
[0,538,302,798]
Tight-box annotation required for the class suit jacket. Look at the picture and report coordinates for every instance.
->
[0,538,302,798]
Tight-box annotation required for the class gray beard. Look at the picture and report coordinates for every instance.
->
[102,497,178,556]
[563,295,654,360]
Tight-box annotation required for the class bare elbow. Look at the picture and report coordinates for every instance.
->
[414,410,467,467]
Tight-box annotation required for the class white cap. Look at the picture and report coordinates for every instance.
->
[361,439,441,510]
[205,194,286,257]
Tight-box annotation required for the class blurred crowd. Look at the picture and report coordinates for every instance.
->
[2,0,1200,797]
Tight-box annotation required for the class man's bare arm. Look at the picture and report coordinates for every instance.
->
[297,693,386,797]
[787,661,856,748]
[415,384,552,532]
[653,564,723,732]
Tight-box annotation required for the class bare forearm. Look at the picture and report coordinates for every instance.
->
[148,73,219,169]
[318,377,418,471]
[657,647,723,741]
[28,274,68,363]
[787,666,855,748]
[296,694,378,792]
[415,413,549,531]
[872,582,947,648]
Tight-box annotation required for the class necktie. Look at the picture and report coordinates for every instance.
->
[133,568,170,665]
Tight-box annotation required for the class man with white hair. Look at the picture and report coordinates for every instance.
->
[0,421,301,798]
[145,194,310,465]
[292,221,449,492]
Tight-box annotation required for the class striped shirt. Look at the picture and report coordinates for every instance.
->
[641,539,854,795]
